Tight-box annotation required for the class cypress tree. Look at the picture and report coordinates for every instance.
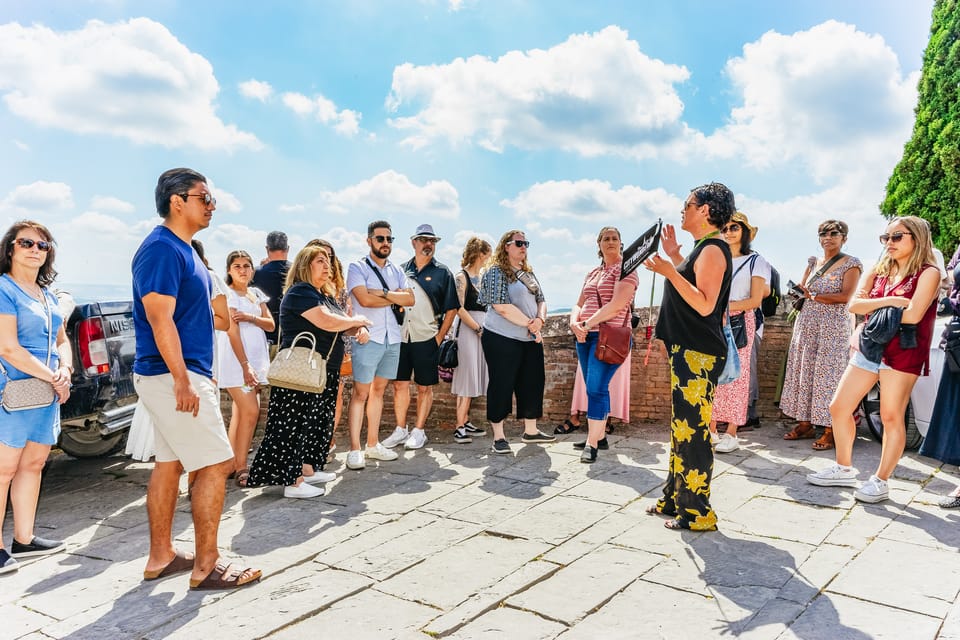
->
[881,0,960,252]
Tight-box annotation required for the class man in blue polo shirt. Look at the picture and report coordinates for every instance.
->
[132,168,260,591]
[384,224,460,451]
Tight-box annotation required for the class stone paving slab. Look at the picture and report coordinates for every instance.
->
[723,495,848,545]
[448,606,567,640]
[782,591,942,640]
[486,494,618,545]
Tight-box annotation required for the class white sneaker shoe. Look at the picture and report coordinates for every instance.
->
[303,470,337,484]
[710,431,721,446]
[807,464,858,487]
[854,475,889,503]
[715,433,740,453]
[366,442,399,461]
[404,428,428,450]
[382,426,410,449]
[346,450,366,470]
[284,482,324,499]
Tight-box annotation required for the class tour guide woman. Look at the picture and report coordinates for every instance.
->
[568,226,639,463]
[0,221,73,573]
[644,183,734,531]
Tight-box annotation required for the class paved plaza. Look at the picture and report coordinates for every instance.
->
[3,421,960,640]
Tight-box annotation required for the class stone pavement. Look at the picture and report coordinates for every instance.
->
[3,421,960,640]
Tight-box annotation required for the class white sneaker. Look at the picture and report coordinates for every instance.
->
[382,426,410,449]
[715,433,740,453]
[303,470,337,484]
[366,442,399,461]
[284,482,324,499]
[346,450,366,470]
[710,431,720,446]
[807,464,858,487]
[404,428,428,450]
[854,475,889,503]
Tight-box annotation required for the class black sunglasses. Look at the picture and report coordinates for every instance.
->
[507,240,530,248]
[722,223,741,233]
[12,238,52,251]
[371,235,395,243]
[879,231,913,244]
[818,230,842,238]
[180,192,216,206]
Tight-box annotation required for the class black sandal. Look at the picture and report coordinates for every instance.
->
[554,418,581,435]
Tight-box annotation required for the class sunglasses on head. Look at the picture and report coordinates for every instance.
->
[180,192,216,206]
[371,235,395,243]
[818,230,842,238]
[879,231,913,244]
[12,238,52,251]
[507,240,530,248]
[722,223,741,233]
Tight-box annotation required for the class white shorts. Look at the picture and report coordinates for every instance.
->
[134,371,234,472]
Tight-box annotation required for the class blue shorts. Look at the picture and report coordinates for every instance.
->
[351,339,401,384]
[849,350,892,374]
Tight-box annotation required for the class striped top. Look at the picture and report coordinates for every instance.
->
[576,261,639,328]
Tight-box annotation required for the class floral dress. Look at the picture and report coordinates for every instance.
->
[780,255,862,425]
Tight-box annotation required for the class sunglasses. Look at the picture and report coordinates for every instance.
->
[507,240,530,248]
[818,230,842,238]
[12,238,52,251]
[180,192,216,206]
[371,235,395,243]
[722,224,741,233]
[415,237,437,243]
[879,231,913,244]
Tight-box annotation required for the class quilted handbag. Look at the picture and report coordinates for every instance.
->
[1,286,57,412]
[267,331,337,394]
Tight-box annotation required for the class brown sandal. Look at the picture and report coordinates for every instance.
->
[783,422,815,440]
[143,549,195,581]
[235,468,250,488]
[812,427,835,450]
[189,561,262,590]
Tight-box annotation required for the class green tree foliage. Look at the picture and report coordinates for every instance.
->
[882,0,960,253]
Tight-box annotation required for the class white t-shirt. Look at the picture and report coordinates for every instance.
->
[730,252,772,337]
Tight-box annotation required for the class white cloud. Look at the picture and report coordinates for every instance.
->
[50,212,153,286]
[707,21,917,182]
[238,79,273,102]
[1,181,74,214]
[386,25,691,157]
[278,203,306,214]
[0,18,261,151]
[281,91,362,137]
[317,170,460,219]
[501,180,678,226]
[13,139,29,151]
[207,180,242,213]
[90,195,135,213]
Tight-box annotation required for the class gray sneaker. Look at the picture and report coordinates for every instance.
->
[854,475,889,503]
[0,549,18,574]
[491,439,512,454]
[807,464,858,487]
[521,430,556,443]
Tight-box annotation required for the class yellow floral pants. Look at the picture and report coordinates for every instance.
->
[656,344,723,531]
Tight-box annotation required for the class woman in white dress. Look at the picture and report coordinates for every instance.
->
[218,250,274,486]
[451,237,492,443]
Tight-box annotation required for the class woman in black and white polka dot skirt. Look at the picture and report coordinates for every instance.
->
[247,242,371,499]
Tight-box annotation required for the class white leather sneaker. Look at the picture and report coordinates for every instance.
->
[382,426,410,449]
[404,428,428,450]
[284,483,324,499]
[715,434,740,453]
[366,442,399,461]
[346,450,366,470]
[303,470,337,484]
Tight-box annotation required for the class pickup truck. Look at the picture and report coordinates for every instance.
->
[59,298,138,457]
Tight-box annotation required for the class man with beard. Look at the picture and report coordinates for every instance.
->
[344,221,415,469]
[384,224,459,451]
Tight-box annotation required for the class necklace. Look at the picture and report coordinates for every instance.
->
[694,230,721,248]
[9,275,42,300]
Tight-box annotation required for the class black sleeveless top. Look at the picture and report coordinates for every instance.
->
[463,270,485,312]
[655,237,732,357]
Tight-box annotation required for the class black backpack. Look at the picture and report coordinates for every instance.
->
[762,266,781,317]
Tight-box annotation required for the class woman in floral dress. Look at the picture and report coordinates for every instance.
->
[780,220,862,450]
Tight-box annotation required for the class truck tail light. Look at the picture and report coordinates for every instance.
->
[77,318,110,375]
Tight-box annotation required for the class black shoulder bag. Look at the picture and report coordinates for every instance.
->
[365,257,406,326]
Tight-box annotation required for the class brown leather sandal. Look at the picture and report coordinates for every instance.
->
[783,422,815,440]
[812,427,835,450]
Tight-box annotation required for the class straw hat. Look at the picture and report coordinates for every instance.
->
[730,211,757,241]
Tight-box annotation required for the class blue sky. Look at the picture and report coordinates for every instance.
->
[0,1,935,307]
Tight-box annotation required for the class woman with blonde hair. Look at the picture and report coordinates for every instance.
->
[808,216,940,503]
[451,237,492,443]
[478,230,554,454]
[247,242,371,498]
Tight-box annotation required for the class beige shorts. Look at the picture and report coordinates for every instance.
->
[134,371,234,472]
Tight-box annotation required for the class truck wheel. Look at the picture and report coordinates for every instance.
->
[859,382,924,451]
[58,429,127,458]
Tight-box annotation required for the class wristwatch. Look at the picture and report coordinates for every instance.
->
[580,320,589,329]
[382,288,390,298]
[810,293,817,301]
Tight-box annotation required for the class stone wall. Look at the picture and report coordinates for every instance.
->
[233,308,794,433]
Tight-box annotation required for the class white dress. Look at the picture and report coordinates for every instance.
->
[217,287,270,389]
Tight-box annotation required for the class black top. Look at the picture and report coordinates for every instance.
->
[462,270,485,312]
[401,257,460,319]
[278,282,345,369]
[252,259,290,343]
[655,237,732,357]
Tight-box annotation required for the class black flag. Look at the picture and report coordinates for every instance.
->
[621,220,663,279]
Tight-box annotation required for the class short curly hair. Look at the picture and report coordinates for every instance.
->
[690,182,735,229]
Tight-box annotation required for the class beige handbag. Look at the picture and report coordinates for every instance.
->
[267,331,338,394]
[1,288,56,412]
